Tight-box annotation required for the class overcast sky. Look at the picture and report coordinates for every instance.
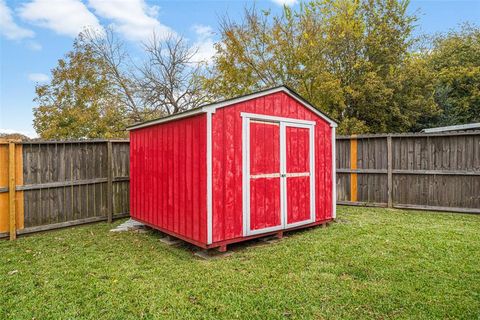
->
[1,0,479,138]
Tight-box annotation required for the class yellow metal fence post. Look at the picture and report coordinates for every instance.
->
[9,141,16,240]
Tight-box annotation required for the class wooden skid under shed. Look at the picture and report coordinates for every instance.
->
[133,217,332,251]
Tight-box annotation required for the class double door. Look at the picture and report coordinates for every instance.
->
[242,113,315,236]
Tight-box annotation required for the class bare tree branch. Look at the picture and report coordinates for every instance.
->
[81,28,145,121]
[81,27,211,121]
[137,33,212,115]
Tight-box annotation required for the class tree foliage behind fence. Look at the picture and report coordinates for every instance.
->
[1,132,479,239]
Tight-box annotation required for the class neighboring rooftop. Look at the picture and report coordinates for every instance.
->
[421,123,480,133]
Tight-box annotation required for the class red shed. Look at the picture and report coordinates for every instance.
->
[128,86,337,251]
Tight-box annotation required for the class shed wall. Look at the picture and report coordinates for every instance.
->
[211,91,333,243]
[130,114,207,244]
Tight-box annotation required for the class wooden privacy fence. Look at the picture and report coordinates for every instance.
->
[1,131,479,239]
[336,131,480,214]
[0,140,130,239]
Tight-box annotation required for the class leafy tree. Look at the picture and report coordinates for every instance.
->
[202,0,438,134]
[0,133,31,141]
[33,36,128,139]
[421,25,480,127]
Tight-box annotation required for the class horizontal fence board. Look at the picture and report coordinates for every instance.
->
[0,217,133,238]
[337,201,387,207]
[336,168,480,176]
[336,130,480,139]
[18,139,129,144]
[17,213,129,236]
[393,169,480,176]
[18,178,108,191]
[393,204,480,214]
[337,169,388,174]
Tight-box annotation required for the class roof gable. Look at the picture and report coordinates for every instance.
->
[127,86,337,131]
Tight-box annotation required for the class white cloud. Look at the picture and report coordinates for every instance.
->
[193,24,213,38]
[192,24,216,63]
[19,0,102,37]
[0,0,34,40]
[26,40,42,51]
[271,0,298,6]
[28,73,49,83]
[88,0,174,41]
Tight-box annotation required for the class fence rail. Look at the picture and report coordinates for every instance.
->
[1,131,479,239]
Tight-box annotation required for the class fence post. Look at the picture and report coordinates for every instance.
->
[350,136,358,202]
[387,135,393,208]
[107,141,113,223]
[8,142,16,240]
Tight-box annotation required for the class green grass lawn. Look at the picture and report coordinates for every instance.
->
[1,206,479,319]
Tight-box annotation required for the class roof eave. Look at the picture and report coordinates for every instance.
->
[126,108,206,131]
[421,122,480,133]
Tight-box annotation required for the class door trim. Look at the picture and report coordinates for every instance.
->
[242,113,316,236]
[241,112,316,126]
[282,121,316,229]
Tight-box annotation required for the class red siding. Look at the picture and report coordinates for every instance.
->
[212,91,332,243]
[130,114,207,244]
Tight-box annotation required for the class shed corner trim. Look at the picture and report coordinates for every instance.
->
[206,109,213,244]
[331,126,337,219]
